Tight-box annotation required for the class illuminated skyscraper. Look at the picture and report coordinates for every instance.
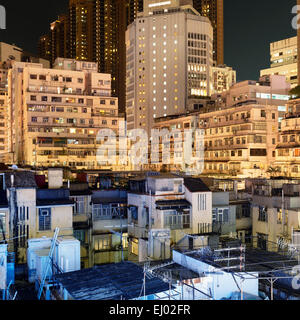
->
[126,0,213,134]
[50,14,70,65]
[38,0,128,114]
[126,0,144,26]
[193,0,224,65]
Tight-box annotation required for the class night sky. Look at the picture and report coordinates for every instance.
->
[0,0,297,82]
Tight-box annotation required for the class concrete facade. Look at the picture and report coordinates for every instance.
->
[126,1,213,134]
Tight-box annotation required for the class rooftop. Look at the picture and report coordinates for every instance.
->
[184,178,211,193]
[184,247,299,273]
[5,171,37,189]
[54,262,170,300]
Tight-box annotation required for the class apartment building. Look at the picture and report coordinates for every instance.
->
[154,103,278,178]
[153,75,290,178]
[0,169,74,264]
[126,0,214,134]
[261,37,298,89]
[0,61,11,163]
[275,97,300,177]
[39,0,127,114]
[198,0,224,65]
[211,64,236,94]
[7,58,125,170]
[247,179,300,254]
[0,43,23,62]
[127,174,213,262]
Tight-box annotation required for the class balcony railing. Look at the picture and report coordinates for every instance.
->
[164,214,191,230]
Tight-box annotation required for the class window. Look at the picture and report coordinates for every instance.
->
[258,206,268,222]
[198,194,207,211]
[39,75,46,81]
[39,208,51,231]
[212,208,229,223]
[30,74,37,80]
[250,149,267,157]
[257,233,268,250]
[74,197,85,215]
[94,235,110,251]
[63,77,72,82]
[41,96,48,102]
[31,117,37,123]
[52,97,62,103]
[31,96,37,101]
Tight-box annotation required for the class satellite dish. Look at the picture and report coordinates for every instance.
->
[11,165,18,170]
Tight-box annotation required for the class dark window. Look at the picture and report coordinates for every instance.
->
[52,97,62,103]
[258,207,268,222]
[250,149,267,157]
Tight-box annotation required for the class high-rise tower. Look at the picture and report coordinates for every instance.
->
[38,0,128,114]
[193,0,224,65]
[126,0,213,134]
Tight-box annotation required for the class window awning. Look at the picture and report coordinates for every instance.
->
[156,200,191,210]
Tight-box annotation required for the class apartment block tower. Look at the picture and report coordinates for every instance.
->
[126,0,213,134]
[126,0,144,26]
[261,37,298,89]
[7,58,124,169]
[38,0,127,114]
[199,0,224,65]
[38,35,52,62]
[124,0,224,65]
[50,14,70,66]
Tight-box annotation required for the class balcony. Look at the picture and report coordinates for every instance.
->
[198,222,223,235]
[164,214,191,230]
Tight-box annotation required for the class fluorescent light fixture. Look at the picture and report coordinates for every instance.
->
[148,1,171,8]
